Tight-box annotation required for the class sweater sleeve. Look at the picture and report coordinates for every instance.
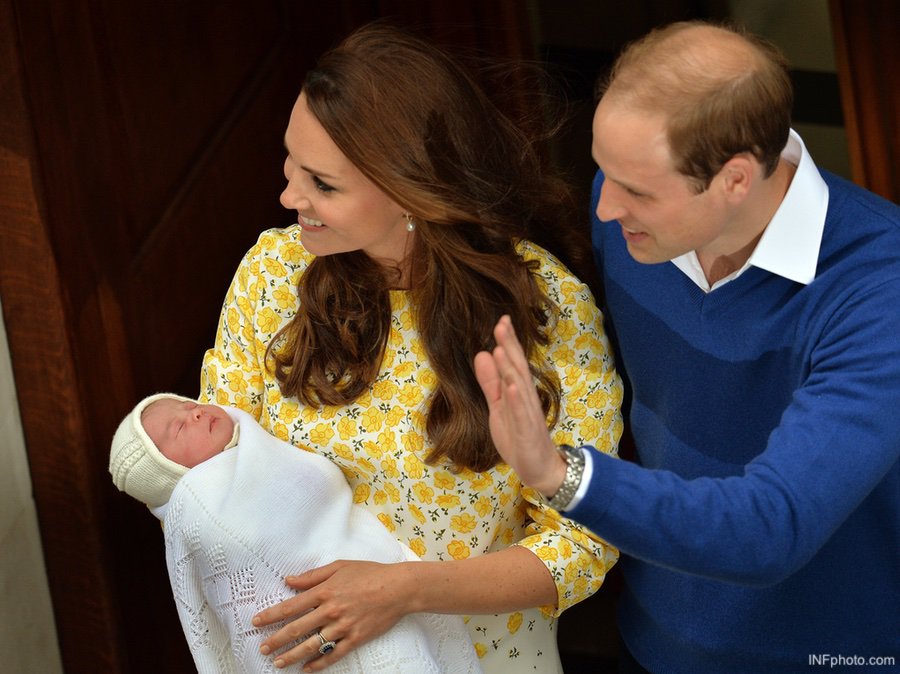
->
[570,276,900,586]
[512,241,624,613]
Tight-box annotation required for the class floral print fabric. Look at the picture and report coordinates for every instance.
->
[200,226,623,672]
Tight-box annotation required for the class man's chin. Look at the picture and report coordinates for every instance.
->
[625,241,666,265]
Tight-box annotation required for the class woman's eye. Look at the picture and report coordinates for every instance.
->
[313,176,335,193]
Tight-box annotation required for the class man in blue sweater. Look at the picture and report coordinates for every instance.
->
[475,21,899,674]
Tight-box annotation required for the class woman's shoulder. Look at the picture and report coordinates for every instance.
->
[517,238,564,269]
[244,225,315,269]
[516,239,595,300]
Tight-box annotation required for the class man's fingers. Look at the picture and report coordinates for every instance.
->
[494,315,532,380]
[474,351,501,404]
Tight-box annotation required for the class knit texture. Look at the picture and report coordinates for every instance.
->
[158,406,481,673]
[581,167,900,673]
[109,393,194,507]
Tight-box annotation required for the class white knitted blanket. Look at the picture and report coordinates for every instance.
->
[156,407,481,673]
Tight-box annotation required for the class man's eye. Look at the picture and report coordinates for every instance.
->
[313,176,335,193]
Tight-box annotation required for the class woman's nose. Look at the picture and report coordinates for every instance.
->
[280,182,312,211]
[280,184,297,210]
[280,163,311,211]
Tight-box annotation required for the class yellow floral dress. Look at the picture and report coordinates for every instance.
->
[199,226,624,673]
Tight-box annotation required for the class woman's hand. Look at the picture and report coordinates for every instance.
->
[253,560,416,671]
[474,315,566,497]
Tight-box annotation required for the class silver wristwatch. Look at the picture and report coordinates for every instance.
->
[546,444,585,511]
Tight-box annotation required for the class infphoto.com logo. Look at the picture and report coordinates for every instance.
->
[809,653,896,668]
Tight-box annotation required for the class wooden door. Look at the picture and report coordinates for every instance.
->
[0,1,532,671]
[830,0,900,202]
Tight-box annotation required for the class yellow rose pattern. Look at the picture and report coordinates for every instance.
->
[199,226,624,673]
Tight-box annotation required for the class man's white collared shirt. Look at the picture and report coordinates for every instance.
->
[671,130,830,292]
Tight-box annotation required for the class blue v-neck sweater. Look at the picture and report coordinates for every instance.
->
[577,168,900,673]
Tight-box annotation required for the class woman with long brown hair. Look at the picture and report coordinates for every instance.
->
[200,21,623,673]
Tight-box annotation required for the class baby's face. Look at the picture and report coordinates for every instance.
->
[142,398,235,468]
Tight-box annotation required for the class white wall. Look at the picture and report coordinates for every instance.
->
[0,293,63,672]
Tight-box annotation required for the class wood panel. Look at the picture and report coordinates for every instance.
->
[1,2,125,667]
[830,0,900,202]
[2,1,367,671]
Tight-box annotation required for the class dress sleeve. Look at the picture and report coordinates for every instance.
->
[513,241,625,614]
[199,235,272,417]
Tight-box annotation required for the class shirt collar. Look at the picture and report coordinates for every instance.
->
[671,129,830,291]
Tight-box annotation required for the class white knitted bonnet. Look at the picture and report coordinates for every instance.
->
[109,393,195,507]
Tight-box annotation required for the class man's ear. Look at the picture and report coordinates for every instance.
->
[716,153,755,203]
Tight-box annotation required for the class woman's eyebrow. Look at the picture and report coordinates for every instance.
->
[300,164,338,180]
[283,139,339,180]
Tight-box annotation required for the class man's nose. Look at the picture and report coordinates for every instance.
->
[596,182,627,222]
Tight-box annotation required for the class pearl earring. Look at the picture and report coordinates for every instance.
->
[405,213,416,232]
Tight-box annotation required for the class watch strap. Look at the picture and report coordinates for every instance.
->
[546,444,585,511]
